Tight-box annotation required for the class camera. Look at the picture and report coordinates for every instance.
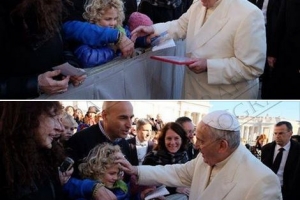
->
[59,157,74,173]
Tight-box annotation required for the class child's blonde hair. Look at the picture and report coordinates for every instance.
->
[83,0,125,27]
[78,143,123,180]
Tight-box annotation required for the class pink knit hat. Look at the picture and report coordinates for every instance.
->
[128,12,153,32]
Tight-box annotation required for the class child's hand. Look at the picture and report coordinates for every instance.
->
[117,35,134,57]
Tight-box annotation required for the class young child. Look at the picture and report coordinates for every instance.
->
[73,0,152,68]
[58,112,78,146]
[73,0,127,68]
[78,143,130,199]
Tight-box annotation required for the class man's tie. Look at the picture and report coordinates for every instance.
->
[256,0,264,9]
[272,148,284,174]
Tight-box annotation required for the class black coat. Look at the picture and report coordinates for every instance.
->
[138,0,193,23]
[65,124,134,179]
[267,0,300,99]
[261,140,300,200]
[248,0,283,99]
[0,0,79,99]
[127,136,154,165]
[0,149,65,200]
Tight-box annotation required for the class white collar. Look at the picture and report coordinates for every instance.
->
[98,121,121,143]
[136,137,148,147]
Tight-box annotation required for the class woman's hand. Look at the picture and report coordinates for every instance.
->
[70,73,87,87]
[38,70,70,94]
[58,167,73,185]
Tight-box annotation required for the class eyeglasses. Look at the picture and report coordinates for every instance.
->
[186,129,196,134]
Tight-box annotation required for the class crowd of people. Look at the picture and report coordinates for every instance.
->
[1,101,300,200]
[1,0,298,99]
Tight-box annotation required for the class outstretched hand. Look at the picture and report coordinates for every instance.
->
[114,155,138,176]
[130,25,155,43]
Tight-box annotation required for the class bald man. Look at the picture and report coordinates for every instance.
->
[65,101,134,176]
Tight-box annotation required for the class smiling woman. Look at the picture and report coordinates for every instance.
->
[142,122,190,199]
[0,101,67,200]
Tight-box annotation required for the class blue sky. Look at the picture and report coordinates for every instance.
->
[209,101,300,121]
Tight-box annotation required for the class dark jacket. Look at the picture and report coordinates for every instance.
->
[0,176,65,200]
[261,140,300,200]
[138,0,193,23]
[127,137,155,165]
[187,142,199,161]
[267,0,300,98]
[65,124,134,180]
[0,149,64,200]
[0,0,79,99]
[143,149,189,195]
[249,0,283,99]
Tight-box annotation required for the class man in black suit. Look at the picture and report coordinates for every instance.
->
[249,0,283,98]
[267,0,300,98]
[127,118,155,197]
[261,121,300,200]
[127,118,155,165]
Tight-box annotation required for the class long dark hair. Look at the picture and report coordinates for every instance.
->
[11,0,64,39]
[0,101,65,197]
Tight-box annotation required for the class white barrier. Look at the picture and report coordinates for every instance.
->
[37,40,186,99]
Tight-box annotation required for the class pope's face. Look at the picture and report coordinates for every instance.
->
[195,122,222,166]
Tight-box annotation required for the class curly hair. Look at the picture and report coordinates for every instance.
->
[83,0,125,27]
[78,143,123,180]
[0,101,65,197]
[10,0,68,41]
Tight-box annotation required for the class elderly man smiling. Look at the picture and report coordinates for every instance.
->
[117,110,282,200]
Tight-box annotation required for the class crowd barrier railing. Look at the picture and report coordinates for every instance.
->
[37,40,186,99]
